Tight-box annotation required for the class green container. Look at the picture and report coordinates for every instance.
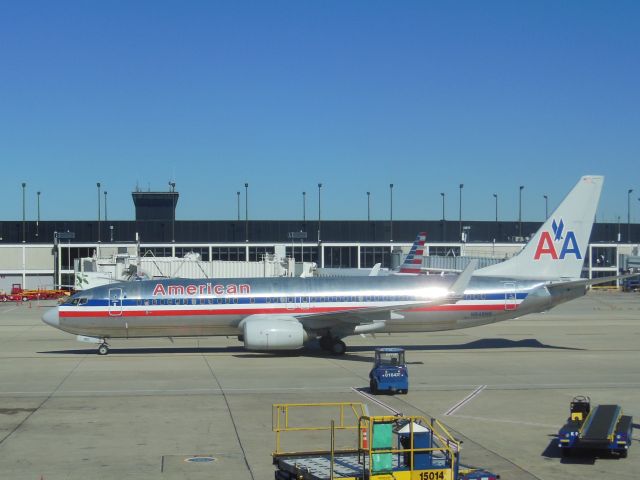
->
[372,452,393,472]
[372,423,393,473]
[372,423,393,448]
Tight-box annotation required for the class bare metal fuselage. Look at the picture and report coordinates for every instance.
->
[49,274,576,341]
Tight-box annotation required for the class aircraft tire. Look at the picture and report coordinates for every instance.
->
[331,340,346,356]
[98,344,109,356]
[319,336,332,351]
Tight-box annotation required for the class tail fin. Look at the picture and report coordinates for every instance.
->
[398,232,427,274]
[476,176,603,280]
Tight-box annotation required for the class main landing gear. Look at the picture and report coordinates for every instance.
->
[97,342,110,355]
[319,335,347,356]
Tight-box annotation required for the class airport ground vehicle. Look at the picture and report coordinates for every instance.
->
[622,276,640,292]
[0,283,68,302]
[272,402,499,480]
[369,347,408,394]
[557,396,633,457]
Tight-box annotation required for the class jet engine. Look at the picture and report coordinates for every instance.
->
[241,315,308,350]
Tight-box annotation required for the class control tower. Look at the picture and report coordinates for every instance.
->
[131,189,179,221]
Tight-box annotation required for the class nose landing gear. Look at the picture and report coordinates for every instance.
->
[97,342,110,355]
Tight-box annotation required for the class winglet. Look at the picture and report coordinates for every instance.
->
[449,259,478,296]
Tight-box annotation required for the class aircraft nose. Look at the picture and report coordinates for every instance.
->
[42,308,59,328]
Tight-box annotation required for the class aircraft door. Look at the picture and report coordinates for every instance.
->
[504,282,517,310]
[108,287,123,316]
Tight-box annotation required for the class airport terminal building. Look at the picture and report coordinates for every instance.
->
[0,190,638,291]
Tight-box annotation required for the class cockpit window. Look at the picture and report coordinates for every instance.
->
[63,296,88,306]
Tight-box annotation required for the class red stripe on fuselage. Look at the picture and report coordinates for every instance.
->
[59,303,515,318]
[59,306,364,318]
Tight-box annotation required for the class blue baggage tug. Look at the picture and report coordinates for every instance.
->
[558,396,633,457]
[369,347,408,394]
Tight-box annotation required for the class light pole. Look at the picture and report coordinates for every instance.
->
[519,185,524,238]
[244,183,249,242]
[236,191,240,221]
[493,193,498,222]
[458,184,463,241]
[317,183,322,242]
[36,191,41,238]
[389,184,394,242]
[367,192,370,222]
[96,182,101,242]
[543,194,548,220]
[104,191,108,222]
[21,182,26,243]
[302,191,306,224]
[628,189,633,242]
[440,192,446,241]
[169,181,176,242]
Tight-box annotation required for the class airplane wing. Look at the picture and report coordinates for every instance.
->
[298,260,478,331]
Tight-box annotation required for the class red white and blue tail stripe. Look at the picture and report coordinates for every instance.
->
[398,232,426,274]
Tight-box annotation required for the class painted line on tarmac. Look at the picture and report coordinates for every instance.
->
[351,387,402,415]
[0,385,360,397]
[0,306,19,315]
[444,384,486,416]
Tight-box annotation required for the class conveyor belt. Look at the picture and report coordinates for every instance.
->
[275,453,393,480]
[274,452,449,480]
[581,404,621,442]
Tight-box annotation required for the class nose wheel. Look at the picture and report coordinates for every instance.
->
[97,343,110,355]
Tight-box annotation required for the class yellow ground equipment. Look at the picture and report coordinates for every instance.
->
[272,402,498,480]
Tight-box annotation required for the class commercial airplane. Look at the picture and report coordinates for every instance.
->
[42,176,626,356]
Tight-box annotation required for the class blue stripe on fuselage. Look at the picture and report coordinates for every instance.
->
[66,292,528,308]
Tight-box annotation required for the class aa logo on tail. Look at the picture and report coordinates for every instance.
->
[534,219,582,260]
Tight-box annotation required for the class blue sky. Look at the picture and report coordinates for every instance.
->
[1,1,638,223]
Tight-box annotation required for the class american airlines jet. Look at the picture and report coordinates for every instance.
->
[42,176,625,356]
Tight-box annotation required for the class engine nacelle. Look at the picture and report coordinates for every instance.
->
[241,315,308,351]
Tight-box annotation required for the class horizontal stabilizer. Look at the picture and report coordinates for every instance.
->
[547,272,640,292]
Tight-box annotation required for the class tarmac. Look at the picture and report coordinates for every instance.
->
[0,290,639,479]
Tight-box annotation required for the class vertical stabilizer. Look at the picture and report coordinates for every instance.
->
[398,232,427,274]
[476,176,603,279]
